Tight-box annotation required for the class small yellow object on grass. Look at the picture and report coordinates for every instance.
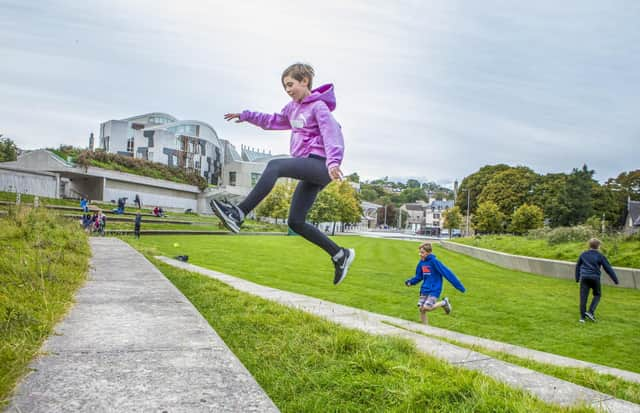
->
[173,243,179,247]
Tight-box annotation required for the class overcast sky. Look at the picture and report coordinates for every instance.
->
[1,0,638,185]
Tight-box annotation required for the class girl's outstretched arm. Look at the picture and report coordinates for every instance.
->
[227,106,292,130]
[224,113,242,123]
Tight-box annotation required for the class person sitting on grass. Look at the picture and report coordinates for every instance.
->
[575,238,619,323]
[405,242,466,325]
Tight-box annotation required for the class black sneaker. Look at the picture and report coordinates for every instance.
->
[209,199,243,233]
[442,297,452,314]
[332,248,355,285]
[585,312,597,322]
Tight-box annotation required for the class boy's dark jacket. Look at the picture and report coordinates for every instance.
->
[405,254,466,297]
[575,249,619,284]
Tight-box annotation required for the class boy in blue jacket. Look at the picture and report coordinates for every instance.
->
[575,238,619,323]
[405,242,466,324]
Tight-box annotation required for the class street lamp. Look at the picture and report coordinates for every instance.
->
[463,188,471,237]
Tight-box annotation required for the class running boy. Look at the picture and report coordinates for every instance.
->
[211,63,355,285]
[405,242,466,324]
[575,238,619,323]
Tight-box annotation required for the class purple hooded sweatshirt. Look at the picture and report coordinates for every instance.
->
[238,83,344,170]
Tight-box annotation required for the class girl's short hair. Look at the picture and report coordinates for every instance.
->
[419,242,433,253]
[281,63,315,90]
[588,238,601,250]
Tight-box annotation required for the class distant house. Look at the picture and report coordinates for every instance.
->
[400,199,454,235]
[624,197,640,235]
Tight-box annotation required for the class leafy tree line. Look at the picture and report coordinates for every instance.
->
[352,174,454,207]
[256,179,362,233]
[456,164,639,233]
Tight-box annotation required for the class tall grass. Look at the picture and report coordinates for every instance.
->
[152,258,593,412]
[0,207,90,407]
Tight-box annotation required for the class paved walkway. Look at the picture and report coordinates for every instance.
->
[157,256,640,413]
[7,238,279,413]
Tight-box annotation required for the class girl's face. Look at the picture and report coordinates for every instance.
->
[283,75,310,102]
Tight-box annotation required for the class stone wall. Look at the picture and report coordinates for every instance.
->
[0,165,58,198]
[440,241,639,289]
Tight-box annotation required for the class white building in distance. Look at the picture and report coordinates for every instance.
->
[99,112,224,185]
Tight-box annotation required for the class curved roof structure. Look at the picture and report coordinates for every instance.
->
[121,112,178,123]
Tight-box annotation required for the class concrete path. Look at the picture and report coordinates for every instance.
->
[7,238,279,413]
[157,256,640,413]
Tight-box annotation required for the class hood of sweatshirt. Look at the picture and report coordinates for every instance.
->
[301,83,336,111]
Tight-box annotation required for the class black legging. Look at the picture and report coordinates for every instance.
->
[579,277,601,318]
[237,156,341,257]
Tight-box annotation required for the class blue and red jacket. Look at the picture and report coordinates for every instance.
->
[405,254,466,297]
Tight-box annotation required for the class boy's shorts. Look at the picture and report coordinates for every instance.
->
[417,295,438,308]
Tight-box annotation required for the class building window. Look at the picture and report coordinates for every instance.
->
[103,136,110,151]
[127,137,134,153]
[434,213,440,219]
[251,173,261,186]
[229,171,236,186]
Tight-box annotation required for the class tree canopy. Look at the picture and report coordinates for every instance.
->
[0,137,18,162]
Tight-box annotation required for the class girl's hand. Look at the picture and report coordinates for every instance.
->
[224,113,242,123]
[328,166,343,181]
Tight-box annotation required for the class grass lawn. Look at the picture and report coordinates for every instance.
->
[151,258,593,412]
[451,235,640,269]
[0,207,90,408]
[129,235,640,375]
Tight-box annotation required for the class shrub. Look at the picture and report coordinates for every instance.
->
[526,227,552,240]
[75,150,208,190]
[547,225,598,245]
[509,204,544,235]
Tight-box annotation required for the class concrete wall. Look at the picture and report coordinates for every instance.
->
[0,166,58,198]
[440,241,639,289]
[104,179,198,211]
[222,160,265,188]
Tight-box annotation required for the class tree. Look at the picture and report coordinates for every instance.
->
[612,169,640,200]
[477,166,539,219]
[399,187,428,203]
[406,179,421,188]
[336,180,362,227]
[529,173,568,227]
[308,180,361,235]
[360,188,378,202]
[509,204,544,234]
[0,137,18,162]
[255,181,293,224]
[456,164,511,215]
[345,172,360,183]
[473,201,506,234]
[555,165,595,226]
[442,206,463,238]
[591,183,625,229]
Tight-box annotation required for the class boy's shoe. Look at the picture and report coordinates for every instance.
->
[585,312,597,322]
[579,319,585,323]
[332,248,355,285]
[209,199,243,233]
[442,297,452,314]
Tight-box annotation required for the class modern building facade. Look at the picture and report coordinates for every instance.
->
[99,112,223,185]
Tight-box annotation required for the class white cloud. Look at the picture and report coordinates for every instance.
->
[1,0,638,183]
